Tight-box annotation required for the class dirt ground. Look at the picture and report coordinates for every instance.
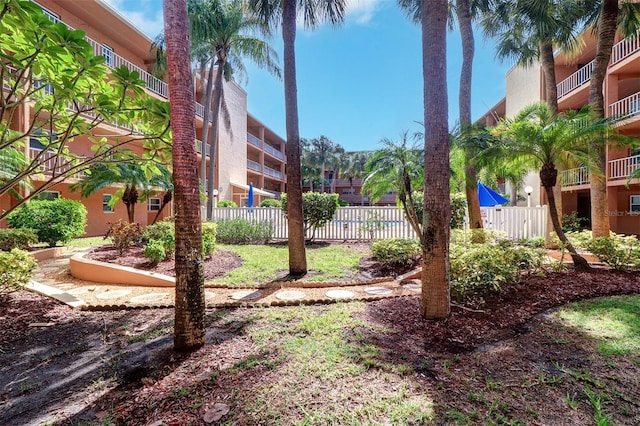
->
[1,247,639,425]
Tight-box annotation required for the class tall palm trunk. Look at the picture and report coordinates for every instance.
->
[540,42,559,115]
[282,0,307,275]
[163,0,206,351]
[540,163,590,271]
[320,161,326,193]
[588,0,618,238]
[456,0,483,240]
[206,60,225,219]
[200,61,215,194]
[421,0,450,319]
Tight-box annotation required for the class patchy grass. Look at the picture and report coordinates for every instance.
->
[69,236,110,247]
[210,243,368,284]
[556,295,640,356]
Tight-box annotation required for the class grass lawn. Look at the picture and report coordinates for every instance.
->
[209,243,370,285]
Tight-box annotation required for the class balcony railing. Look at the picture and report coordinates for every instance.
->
[264,143,285,161]
[610,91,640,119]
[611,32,640,65]
[560,167,589,186]
[609,154,640,180]
[195,139,212,156]
[45,8,208,118]
[247,159,262,173]
[29,148,85,179]
[247,133,262,148]
[264,165,283,180]
[557,61,594,98]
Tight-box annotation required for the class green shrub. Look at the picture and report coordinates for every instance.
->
[215,218,272,244]
[0,228,38,251]
[142,240,165,265]
[585,234,640,271]
[562,211,587,233]
[450,244,545,305]
[0,249,37,300]
[144,221,175,257]
[565,230,592,251]
[411,191,467,229]
[106,220,143,254]
[202,222,217,257]
[518,236,545,249]
[371,238,421,268]
[6,199,87,247]
[281,192,339,241]
[450,229,509,245]
[218,200,237,208]
[259,199,281,208]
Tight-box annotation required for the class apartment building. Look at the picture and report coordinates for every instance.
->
[1,0,285,236]
[478,31,640,236]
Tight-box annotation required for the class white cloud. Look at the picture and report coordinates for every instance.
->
[344,0,383,26]
[102,0,164,39]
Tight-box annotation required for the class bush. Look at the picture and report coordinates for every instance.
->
[215,218,272,244]
[0,228,38,251]
[562,211,587,233]
[411,192,467,229]
[372,238,421,268]
[585,234,640,271]
[6,199,87,247]
[518,236,545,249]
[450,244,545,305]
[218,200,237,208]
[142,240,165,265]
[281,192,339,241]
[144,220,175,257]
[0,249,37,300]
[259,199,281,208]
[106,220,143,254]
[202,222,217,257]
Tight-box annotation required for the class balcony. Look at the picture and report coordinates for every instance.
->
[611,32,640,65]
[609,154,640,180]
[195,139,211,156]
[247,133,262,148]
[610,92,640,120]
[264,143,285,161]
[557,61,594,98]
[46,11,207,118]
[247,159,261,173]
[29,148,85,179]
[561,167,589,187]
[264,165,284,180]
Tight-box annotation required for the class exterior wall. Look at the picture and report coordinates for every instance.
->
[505,64,543,117]
[218,79,248,202]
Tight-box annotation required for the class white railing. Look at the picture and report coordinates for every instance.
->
[195,139,212,156]
[247,133,262,148]
[557,60,594,98]
[609,91,640,119]
[29,148,85,179]
[208,206,547,241]
[560,167,590,186]
[264,165,283,180]
[611,32,640,65]
[264,143,285,161]
[247,159,261,173]
[609,154,640,179]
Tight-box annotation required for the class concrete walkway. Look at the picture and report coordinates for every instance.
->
[28,248,422,310]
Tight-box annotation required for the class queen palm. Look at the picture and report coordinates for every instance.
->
[585,0,640,238]
[489,103,618,271]
[248,0,346,276]
[187,0,281,220]
[163,0,206,351]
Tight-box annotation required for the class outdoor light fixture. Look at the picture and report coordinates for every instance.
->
[524,185,533,208]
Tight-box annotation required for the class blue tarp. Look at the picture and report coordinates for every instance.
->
[477,182,508,207]
[248,183,254,208]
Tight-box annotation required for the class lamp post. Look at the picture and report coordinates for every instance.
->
[525,185,533,208]
[212,189,219,208]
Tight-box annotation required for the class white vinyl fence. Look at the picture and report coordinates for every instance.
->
[208,205,548,242]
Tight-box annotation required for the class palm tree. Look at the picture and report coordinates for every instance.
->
[163,0,206,351]
[420,0,452,319]
[70,162,173,223]
[308,135,343,192]
[489,103,614,272]
[586,0,640,238]
[187,0,281,220]
[248,0,346,276]
[300,138,321,191]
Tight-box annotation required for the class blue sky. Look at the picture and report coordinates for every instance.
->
[105,0,513,152]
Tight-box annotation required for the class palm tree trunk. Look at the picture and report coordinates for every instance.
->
[163,0,206,351]
[206,60,225,220]
[320,161,325,193]
[152,190,173,224]
[540,164,590,271]
[200,61,215,193]
[588,0,617,238]
[539,42,559,116]
[282,0,307,275]
[421,0,450,320]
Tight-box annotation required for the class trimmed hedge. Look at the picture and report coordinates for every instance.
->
[0,249,37,300]
[0,228,38,251]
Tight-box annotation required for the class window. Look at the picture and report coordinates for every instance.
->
[34,191,59,201]
[342,189,355,195]
[148,198,161,212]
[103,194,114,212]
[102,44,114,67]
[631,195,640,213]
